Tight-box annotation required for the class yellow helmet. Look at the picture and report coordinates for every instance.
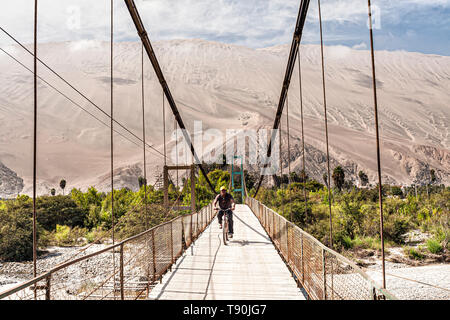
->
[220,186,227,191]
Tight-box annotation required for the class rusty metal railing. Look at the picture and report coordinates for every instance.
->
[246,197,396,300]
[0,203,215,300]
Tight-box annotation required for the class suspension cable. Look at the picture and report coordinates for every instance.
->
[279,108,283,183]
[174,118,179,188]
[163,90,167,166]
[318,0,333,248]
[141,43,148,229]
[253,0,311,197]
[110,0,116,300]
[0,47,164,160]
[298,48,308,221]
[124,0,215,193]
[0,26,166,159]
[368,0,386,289]
[286,92,293,221]
[32,0,38,300]
[286,94,291,182]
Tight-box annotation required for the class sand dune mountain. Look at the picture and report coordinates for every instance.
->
[0,39,449,197]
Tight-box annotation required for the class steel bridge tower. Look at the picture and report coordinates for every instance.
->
[231,155,245,204]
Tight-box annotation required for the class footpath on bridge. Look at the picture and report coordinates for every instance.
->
[148,204,306,300]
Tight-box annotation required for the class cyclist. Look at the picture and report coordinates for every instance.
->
[214,186,236,238]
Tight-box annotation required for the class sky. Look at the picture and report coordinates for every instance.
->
[0,0,449,56]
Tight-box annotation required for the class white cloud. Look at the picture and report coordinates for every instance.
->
[352,42,367,50]
[0,0,448,51]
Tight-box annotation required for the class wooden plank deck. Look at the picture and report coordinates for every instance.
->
[148,204,307,300]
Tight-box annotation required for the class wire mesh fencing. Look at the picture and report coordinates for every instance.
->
[0,202,216,300]
[246,197,396,300]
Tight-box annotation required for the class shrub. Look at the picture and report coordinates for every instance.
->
[352,236,382,250]
[405,247,424,260]
[334,232,353,250]
[417,207,431,222]
[115,204,172,240]
[34,196,88,230]
[52,225,87,246]
[426,239,443,254]
[391,186,403,197]
[385,217,410,244]
[0,209,37,261]
[85,227,109,244]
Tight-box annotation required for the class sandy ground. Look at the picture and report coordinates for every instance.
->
[0,40,449,197]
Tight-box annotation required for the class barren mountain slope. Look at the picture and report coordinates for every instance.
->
[0,39,448,196]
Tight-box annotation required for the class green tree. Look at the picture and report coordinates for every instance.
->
[60,179,67,195]
[430,169,436,184]
[358,171,369,186]
[299,169,309,183]
[323,173,328,188]
[0,209,36,261]
[332,166,345,191]
[391,186,403,197]
[138,176,147,188]
[35,196,88,230]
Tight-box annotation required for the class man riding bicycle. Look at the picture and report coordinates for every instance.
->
[214,186,236,238]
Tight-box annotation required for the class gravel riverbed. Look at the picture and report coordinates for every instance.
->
[0,244,109,294]
[1,245,449,300]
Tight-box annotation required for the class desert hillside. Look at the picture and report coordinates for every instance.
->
[0,39,449,197]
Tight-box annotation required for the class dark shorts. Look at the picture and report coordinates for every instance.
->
[217,210,234,234]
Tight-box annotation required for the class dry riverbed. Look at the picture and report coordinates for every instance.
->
[0,244,109,294]
[1,240,449,300]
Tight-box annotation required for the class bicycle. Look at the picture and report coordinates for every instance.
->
[215,207,233,245]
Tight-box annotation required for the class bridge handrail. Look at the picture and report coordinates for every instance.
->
[0,202,216,300]
[246,197,397,300]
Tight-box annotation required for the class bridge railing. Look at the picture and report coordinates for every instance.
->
[246,197,396,300]
[0,202,215,300]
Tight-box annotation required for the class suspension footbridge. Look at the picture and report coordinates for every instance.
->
[0,0,402,300]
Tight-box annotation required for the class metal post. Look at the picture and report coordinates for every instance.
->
[301,232,304,284]
[163,165,169,208]
[170,221,174,269]
[191,165,196,214]
[368,0,386,289]
[181,216,186,250]
[190,213,193,244]
[45,275,51,300]
[146,233,151,296]
[152,229,156,282]
[286,222,291,264]
[264,206,267,228]
[322,248,327,300]
[273,209,275,239]
[120,244,124,300]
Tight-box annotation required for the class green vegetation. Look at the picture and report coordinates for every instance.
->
[0,198,37,261]
[405,247,425,260]
[426,239,443,254]
[255,173,449,258]
[1,164,448,262]
[0,168,230,262]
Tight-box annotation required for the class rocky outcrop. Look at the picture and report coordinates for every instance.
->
[0,162,23,198]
